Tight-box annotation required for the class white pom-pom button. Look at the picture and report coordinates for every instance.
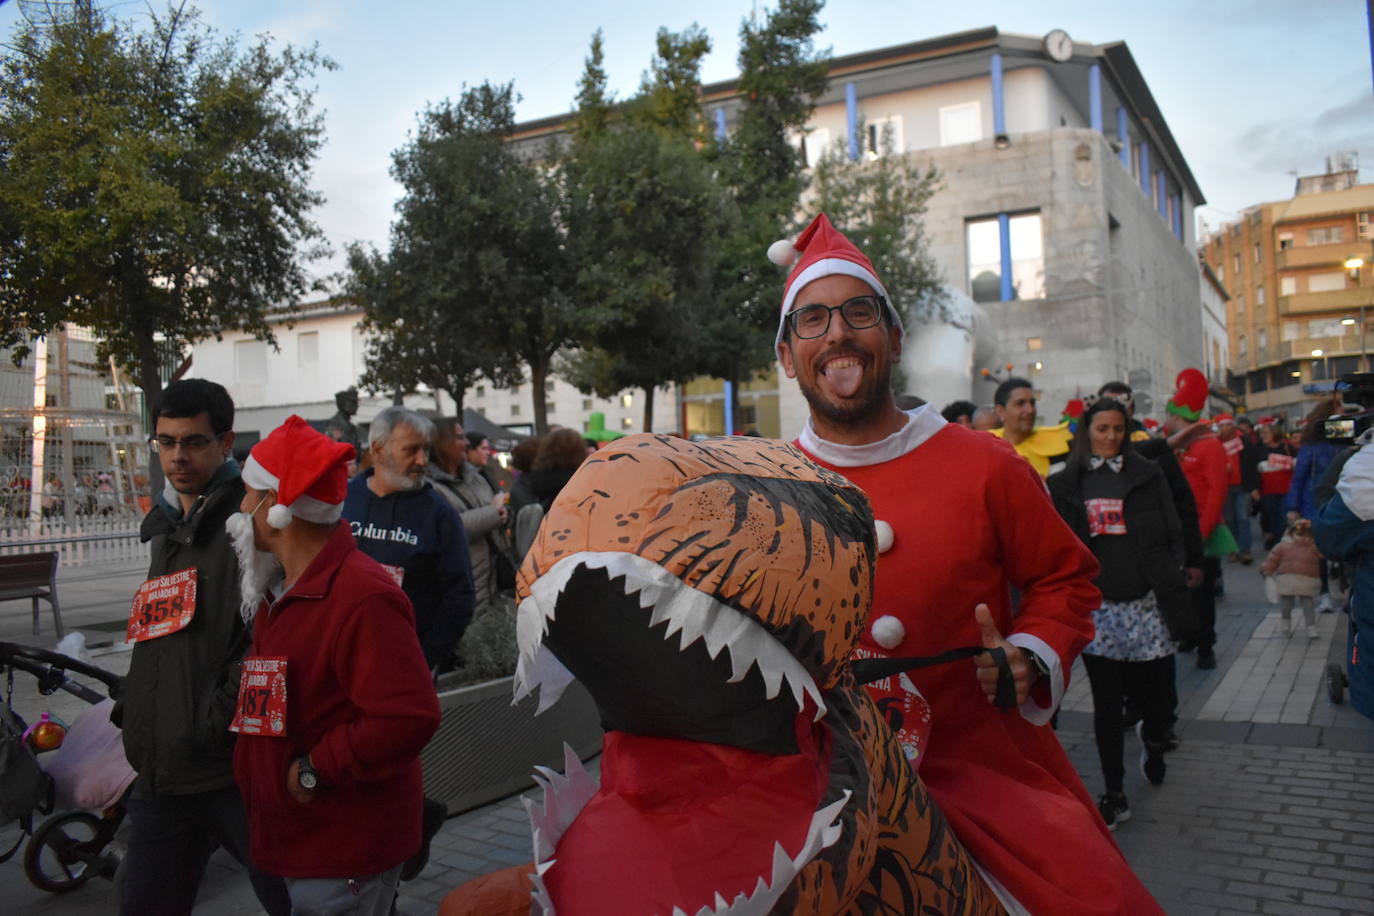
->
[874,519,894,554]
[871,614,905,650]
[767,238,798,266]
[267,503,293,529]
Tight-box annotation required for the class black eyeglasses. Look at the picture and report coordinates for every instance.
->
[787,295,886,339]
[149,433,223,453]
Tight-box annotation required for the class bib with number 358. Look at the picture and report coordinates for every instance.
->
[126,569,198,642]
[229,657,289,736]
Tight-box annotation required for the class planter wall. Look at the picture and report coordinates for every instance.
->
[421,675,602,815]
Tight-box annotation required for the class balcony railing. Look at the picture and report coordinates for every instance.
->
[1275,243,1364,271]
[1277,287,1372,315]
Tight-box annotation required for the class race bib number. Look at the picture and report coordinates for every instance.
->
[1085,497,1127,537]
[126,570,197,642]
[1223,437,1244,456]
[1264,453,1295,472]
[380,564,405,587]
[852,645,933,770]
[229,657,288,736]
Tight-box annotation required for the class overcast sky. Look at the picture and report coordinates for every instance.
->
[4,0,1371,285]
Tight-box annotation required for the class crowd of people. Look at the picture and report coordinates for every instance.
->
[109,211,1371,915]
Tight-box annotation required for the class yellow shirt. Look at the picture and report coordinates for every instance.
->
[990,423,1074,477]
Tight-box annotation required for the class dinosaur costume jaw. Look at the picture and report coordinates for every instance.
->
[515,551,827,737]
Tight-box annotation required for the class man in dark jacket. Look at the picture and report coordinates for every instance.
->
[115,379,288,916]
[342,406,475,671]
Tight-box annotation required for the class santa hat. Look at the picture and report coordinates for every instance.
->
[769,213,901,354]
[1213,413,1235,427]
[1166,369,1209,421]
[242,415,355,529]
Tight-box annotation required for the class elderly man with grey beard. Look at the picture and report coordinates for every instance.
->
[340,406,475,673]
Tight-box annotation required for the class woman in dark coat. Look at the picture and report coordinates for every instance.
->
[1047,398,1192,831]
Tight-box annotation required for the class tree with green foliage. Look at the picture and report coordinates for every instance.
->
[703,0,830,403]
[348,82,572,432]
[556,26,726,432]
[0,1,332,412]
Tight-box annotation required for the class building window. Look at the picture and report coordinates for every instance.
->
[511,404,521,416]
[234,340,266,382]
[1282,322,1300,342]
[1309,318,1344,337]
[798,128,831,168]
[1027,337,1043,351]
[1360,211,1373,240]
[1278,233,1294,250]
[1233,253,1240,274]
[1309,271,1346,293]
[865,115,903,158]
[1280,275,1297,296]
[621,417,633,429]
[1234,295,1245,319]
[939,102,981,146]
[1258,328,1268,351]
[476,385,486,397]
[621,394,633,408]
[581,398,593,410]
[545,402,556,416]
[297,331,318,368]
[1306,227,1344,245]
[966,212,1045,303]
[1253,243,1261,264]
[1256,285,1265,306]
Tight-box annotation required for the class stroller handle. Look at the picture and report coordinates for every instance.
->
[0,641,123,702]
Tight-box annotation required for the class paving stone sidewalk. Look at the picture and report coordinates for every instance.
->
[3,538,1373,914]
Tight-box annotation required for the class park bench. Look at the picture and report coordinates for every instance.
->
[0,551,65,638]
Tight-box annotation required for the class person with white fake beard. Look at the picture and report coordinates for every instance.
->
[113,379,290,916]
[229,414,440,915]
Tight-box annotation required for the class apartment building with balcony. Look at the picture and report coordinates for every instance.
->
[1202,155,1374,417]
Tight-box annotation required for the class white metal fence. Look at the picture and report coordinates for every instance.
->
[0,519,144,567]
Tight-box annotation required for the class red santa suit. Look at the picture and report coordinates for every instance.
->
[797,405,1164,916]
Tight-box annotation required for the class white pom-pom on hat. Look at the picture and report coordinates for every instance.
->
[874,520,894,554]
[267,503,293,529]
[871,615,905,650]
[767,238,799,267]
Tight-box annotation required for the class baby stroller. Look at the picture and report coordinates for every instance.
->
[0,640,135,892]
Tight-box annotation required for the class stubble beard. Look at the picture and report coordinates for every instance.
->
[225,511,283,624]
[798,361,894,427]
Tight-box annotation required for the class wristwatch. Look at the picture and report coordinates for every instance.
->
[296,755,319,792]
[1019,646,1050,683]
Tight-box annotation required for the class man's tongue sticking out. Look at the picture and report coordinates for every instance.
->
[824,357,865,399]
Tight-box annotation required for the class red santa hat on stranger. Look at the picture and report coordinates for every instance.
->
[1165,368,1209,422]
[242,415,355,529]
[769,213,901,354]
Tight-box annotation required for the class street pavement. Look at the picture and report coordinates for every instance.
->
[2,534,1372,914]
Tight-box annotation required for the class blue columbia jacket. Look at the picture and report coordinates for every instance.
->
[1313,486,1374,721]
[342,471,475,668]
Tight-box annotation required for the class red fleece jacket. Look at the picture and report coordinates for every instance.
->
[1178,433,1229,539]
[233,522,440,878]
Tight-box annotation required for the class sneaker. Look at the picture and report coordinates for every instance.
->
[1307,625,1319,640]
[1197,647,1217,670]
[1098,792,1131,831]
[1137,723,1167,785]
[1317,593,1334,614]
[1161,726,1181,753]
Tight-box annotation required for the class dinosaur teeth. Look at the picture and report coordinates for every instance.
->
[514,551,827,721]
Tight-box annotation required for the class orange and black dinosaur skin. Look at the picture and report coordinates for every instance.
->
[446,434,1005,916]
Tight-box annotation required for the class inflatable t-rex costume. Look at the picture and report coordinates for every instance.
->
[442,434,1005,915]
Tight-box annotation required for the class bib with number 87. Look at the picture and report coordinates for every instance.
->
[230,657,289,736]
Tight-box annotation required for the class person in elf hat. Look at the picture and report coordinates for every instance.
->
[230,415,440,914]
[988,376,1073,476]
[772,213,1162,915]
[1161,369,1233,670]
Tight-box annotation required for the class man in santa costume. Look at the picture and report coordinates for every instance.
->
[771,213,1163,915]
[229,416,440,914]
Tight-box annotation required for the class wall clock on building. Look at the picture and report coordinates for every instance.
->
[1043,29,1073,62]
